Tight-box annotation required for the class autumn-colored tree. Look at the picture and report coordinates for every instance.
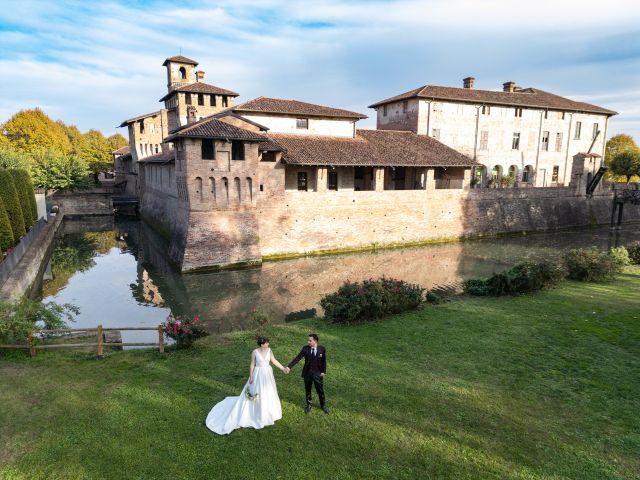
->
[0,144,32,170]
[609,149,640,183]
[0,195,14,251]
[80,129,113,178]
[59,122,88,156]
[605,134,638,161]
[2,108,72,155]
[0,169,26,240]
[107,133,128,152]
[31,149,92,193]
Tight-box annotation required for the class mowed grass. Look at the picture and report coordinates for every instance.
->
[1,268,639,480]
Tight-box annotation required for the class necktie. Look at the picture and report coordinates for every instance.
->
[312,348,316,356]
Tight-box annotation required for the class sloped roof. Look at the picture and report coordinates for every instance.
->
[369,85,617,115]
[164,117,268,142]
[118,111,161,127]
[162,55,198,66]
[137,149,175,164]
[269,129,477,167]
[112,146,130,155]
[234,96,367,119]
[159,82,239,102]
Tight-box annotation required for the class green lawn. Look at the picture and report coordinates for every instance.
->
[1,268,639,480]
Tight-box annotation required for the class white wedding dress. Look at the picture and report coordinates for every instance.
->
[205,348,283,435]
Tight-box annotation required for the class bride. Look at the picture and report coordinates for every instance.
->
[206,337,287,435]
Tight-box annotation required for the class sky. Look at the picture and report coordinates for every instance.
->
[0,0,639,141]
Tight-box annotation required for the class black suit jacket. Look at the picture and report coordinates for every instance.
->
[288,345,326,378]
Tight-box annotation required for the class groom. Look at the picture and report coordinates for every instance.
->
[285,334,329,414]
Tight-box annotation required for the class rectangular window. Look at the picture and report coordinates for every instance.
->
[479,130,488,150]
[155,144,159,154]
[592,123,599,140]
[512,132,520,150]
[555,132,563,152]
[231,140,244,160]
[222,96,228,107]
[198,93,204,106]
[574,121,582,140]
[515,108,523,117]
[201,139,215,160]
[481,105,491,115]
[402,101,408,113]
[541,131,550,151]
[185,93,192,105]
[139,121,145,134]
[210,95,216,106]
[552,166,559,182]
[328,171,338,191]
[432,128,440,141]
[296,118,309,129]
[383,105,387,117]
[562,112,566,120]
[544,110,548,119]
[297,172,307,191]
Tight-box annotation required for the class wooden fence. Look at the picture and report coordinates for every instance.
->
[0,325,165,357]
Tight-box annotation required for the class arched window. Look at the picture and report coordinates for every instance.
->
[179,66,186,80]
[246,177,252,201]
[234,177,241,203]
[195,177,203,201]
[209,177,216,203]
[522,165,534,183]
[474,166,485,187]
[222,177,229,203]
[491,165,502,180]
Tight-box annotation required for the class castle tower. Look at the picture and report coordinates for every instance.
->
[163,55,198,91]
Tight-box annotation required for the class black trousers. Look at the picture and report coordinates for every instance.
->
[304,373,325,407]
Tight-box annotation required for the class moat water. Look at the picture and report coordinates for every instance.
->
[33,216,640,345]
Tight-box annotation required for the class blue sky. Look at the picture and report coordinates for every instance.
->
[1,0,639,140]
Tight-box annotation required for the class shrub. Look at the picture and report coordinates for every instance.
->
[564,247,622,282]
[0,169,26,240]
[0,300,78,345]
[320,277,424,324]
[628,242,640,265]
[609,246,630,268]
[464,261,565,296]
[31,149,92,192]
[8,169,34,229]
[425,291,444,304]
[161,314,209,349]
[11,169,37,225]
[0,195,14,251]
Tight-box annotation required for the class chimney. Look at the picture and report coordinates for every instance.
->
[503,81,516,93]
[195,70,205,82]
[187,106,197,124]
[463,77,475,89]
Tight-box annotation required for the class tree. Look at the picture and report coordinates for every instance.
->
[609,149,640,183]
[60,122,87,156]
[108,133,128,151]
[80,129,113,178]
[31,149,92,193]
[9,169,37,227]
[0,195,14,251]
[0,144,32,170]
[2,108,72,155]
[605,134,638,161]
[19,169,39,223]
[0,169,26,240]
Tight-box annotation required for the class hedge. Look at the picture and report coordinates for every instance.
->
[0,169,26,240]
[9,169,36,228]
[0,195,14,251]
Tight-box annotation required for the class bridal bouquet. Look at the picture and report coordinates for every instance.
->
[161,314,209,349]
[246,386,259,401]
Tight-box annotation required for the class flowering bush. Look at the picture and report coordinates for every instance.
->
[320,277,424,324]
[162,314,209,349]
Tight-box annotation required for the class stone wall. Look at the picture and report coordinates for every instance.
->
[48,190,113,216]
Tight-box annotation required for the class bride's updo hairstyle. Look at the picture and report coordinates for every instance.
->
[256,336,269,346]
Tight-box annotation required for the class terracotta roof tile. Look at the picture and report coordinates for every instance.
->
[164,117,268,142]
[159,82,239,102]
[369,85,616,115]
[137,149,175,164]
[269,129,477,167]
[162,55,198,66]
[234,96,367,119]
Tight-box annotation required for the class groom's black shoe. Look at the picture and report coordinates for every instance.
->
[304,405,312,414]
[321,406,330,414]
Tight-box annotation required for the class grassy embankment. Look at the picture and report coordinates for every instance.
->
[1,268,639,479]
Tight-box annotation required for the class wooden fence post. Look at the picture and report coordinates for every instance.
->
[158,324,165,353]
[28,333,36,357]
[97,324,103,357]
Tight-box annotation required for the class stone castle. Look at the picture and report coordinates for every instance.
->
[115,55,622,272]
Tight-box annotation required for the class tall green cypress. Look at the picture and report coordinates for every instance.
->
[0,169,26,240]
[9,169,33,229]
[21,170,39,223]
[0,195,14,251]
